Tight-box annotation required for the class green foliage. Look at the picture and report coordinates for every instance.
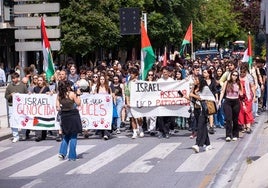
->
[59,0,120,56]
[56,0,260,58]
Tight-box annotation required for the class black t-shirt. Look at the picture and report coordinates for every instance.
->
[33,86,50,94]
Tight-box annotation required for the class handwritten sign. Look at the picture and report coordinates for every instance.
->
[129,80,191,117]
[79,94,113,130]
[12,93,113,130]
[12,94,59,130]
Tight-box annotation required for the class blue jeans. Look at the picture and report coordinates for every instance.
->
[115,97,124,129]
[59,134,78,160]
[214,102,225,127]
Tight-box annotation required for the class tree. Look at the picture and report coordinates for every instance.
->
[60,0,120,59]
[194,0,242,49]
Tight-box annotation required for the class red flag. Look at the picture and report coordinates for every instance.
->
[141,22,155,80]
[247,35,253,68]
[180,22,193,56]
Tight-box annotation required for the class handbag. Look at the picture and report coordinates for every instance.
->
[201,100,217,115]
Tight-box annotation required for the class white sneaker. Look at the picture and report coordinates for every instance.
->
[205,145,213,151]
[12,137,19,143]
[116,129,121,134]
[139,131,144,138]
[226,137,231,142]
[132,132,138,139]
[232,137,238,141]
[191,145,199,153]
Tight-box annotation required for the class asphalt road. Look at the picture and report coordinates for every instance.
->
[0,112,267,188]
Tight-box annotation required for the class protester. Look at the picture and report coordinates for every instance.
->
[33,75,51,142]
[110,75,125,134]
[202,66,218,134]
[219,70,242,141]
[4,72,28,143]
[93,75,113,140]
[190,76,213,153]
[238,63,255,133]
[125,67,144,139]
[0,62,6,86]
[57,80,82,161]
[157,66,176,139]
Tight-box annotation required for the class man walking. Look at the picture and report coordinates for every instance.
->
[5,72,28,142]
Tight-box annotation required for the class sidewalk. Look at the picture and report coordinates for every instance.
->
[236,115,268,188]
[0,115,12,141]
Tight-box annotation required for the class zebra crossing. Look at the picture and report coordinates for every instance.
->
[0,142,225,178]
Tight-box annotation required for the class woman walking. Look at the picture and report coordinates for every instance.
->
[219,70,243,141]
[57,80,82,161]
[190,76,213,153]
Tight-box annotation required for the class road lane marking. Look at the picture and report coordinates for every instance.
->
[175,142,225,172]
[67,144,138,174]
[120,143,181,173]
[21,179,43,188]
[0,146,11,153]
[0,146,52,171]
[9,145,95,177]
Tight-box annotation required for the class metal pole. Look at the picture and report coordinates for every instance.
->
[142,12,147,32]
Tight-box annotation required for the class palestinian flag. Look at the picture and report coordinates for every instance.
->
[180,22,193,56]
[242,35,253,68]
[41,17,55,82]
[33,117,55,128]
[141,22,155,80]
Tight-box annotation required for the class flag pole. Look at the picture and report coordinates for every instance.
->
[190,21,193,60]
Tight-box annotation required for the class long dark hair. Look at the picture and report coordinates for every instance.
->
[58,80,71,100]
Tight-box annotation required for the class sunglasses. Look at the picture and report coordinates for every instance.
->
[148,74,154,76]
[93,76,98,78]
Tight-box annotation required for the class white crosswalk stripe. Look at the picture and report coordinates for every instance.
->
[120,143,181,173]
[175,142,225,172]
[0,141,226,177]
[0,146,52,171]
[66,144,138,175]
[0,146,11,153]
[9,145,95,177]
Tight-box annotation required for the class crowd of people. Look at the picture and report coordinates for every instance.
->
[3,54,268,159]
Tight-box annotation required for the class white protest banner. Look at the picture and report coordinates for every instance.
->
[79,93,113,130]
[129,80,191,117]
[12,93,59,130]
[12,93,113,130]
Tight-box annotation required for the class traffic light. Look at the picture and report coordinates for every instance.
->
[119,8,140,35]
[4,0,14,7]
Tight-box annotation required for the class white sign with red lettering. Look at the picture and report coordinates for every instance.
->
[11,93,113,130]
[129,80,190,117]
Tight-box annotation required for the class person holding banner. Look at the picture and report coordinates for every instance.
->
[157,66,176,139]
[5,72,28,143]
[125,67,144,139]
[94,75,113,140]
[33,75,51,142]
[57,80,82,161]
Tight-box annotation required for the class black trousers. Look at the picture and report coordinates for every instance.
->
[223,98,240,138]
[195,111,210,147]
[157,116,175,135]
